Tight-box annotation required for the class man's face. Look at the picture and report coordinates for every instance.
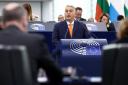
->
[65,6,75,21]
[75,10,82,19]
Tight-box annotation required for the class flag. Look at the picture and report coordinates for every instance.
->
[124,0,128,17]
[109,0,124,21]
[95,0,109,21]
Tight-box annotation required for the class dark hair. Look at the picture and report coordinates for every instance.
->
[0,16,3,22]
[2,6,25,23]
[117,15,124,21]
[75,7,82,11]
[23,3,32,21]
[99,13,109,22]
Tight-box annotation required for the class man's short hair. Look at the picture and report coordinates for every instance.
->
[2,4,25,23]
[65,5,75,11]
[75,7,82,11]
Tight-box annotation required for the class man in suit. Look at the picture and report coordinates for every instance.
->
[75,7,86,21]
[0,3,63,85]
[52,5,91,58]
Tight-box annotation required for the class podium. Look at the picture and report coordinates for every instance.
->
[60,39,107,77]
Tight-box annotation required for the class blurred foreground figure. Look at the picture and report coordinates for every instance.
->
[0,16,4,30]
[0,3,63,85]
[116,18,128,43]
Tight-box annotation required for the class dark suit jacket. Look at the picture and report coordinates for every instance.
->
[110,37,128,85]
[115,36,128,43]
[107,23,116,32]
[79,18,86,21]
[52,20,91,46]
[0,25,63,85]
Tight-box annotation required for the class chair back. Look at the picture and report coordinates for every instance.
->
[0,45,33,85]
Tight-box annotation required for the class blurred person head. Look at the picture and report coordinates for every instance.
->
[2,3,28,32]
[75,7,83,20]
[58,15,64,22]
[23,3,33,21]
[117,18,128,39]
[88,17,94,22]
[32,15,39,21]
[0,16,4,29]
[65,5,75,23]
[99,13,109,25]
[117,15,124,21]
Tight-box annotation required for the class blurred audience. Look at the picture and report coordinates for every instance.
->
[117,15,124,21]
[88,17,94,22]
[99,13,115,31]
[99,13,109,27]
[58,15,64,22]
[0,16,4,30]
[32,14,39,21]
[0,3,63,85]
[23,3,33,21]
[75,7,86,21]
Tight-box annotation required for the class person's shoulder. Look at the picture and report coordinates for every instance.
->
[54,20,66,30]
[75,20,85,26]
[115,37,128,43]
[23,32,45,41]
[80,18,86,21]
[55,20,66,26]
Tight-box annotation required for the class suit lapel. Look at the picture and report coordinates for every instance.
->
[63,20,71,38]
[64,20,68,31]
[72,21,78,38]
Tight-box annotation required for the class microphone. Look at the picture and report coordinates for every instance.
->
[65,28,68,39]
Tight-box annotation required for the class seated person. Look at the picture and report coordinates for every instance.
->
[75,7,86,21]
[0,16,4,30]
[58,15,64,22]
[88,17,94,22]
[99,13,115,31]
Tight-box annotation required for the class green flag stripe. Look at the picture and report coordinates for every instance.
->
[124,5,128,17]
[97,0,109,13]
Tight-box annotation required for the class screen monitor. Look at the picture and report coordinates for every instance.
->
[43,21,56,31]
[28,21,45,31]
[81,22,108,32]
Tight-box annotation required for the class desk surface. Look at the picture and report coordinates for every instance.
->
[38,76,102,85]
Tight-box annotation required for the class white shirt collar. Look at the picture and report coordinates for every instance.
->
[66,20,74,25]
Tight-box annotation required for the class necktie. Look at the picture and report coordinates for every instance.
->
[68,23,73,37]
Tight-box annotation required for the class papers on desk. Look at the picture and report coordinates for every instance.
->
[37,68,48,83]
[81,76,102,83]
[37,77,48,83]
[30,23,45,31]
